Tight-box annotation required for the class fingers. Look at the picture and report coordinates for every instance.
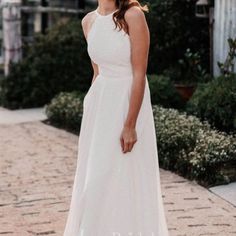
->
[123,141,129,153]
[120,136,124,151]
[121,139,137,153]
[120,127,137,154]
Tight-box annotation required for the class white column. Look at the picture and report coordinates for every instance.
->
[1,0,22,76]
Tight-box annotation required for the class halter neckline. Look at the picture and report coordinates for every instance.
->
[95,7,118,17]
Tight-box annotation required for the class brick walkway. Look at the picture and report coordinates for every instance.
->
[0,122,235,236]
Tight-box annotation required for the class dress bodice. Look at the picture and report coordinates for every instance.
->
[87,8,133,78]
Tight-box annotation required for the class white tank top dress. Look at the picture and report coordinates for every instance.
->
[63,7,169,236]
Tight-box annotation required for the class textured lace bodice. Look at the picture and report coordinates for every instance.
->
[87,8,133,78]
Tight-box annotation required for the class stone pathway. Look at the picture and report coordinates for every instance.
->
[0,122,235,236]
[210,183,236,207]
[0,107,47,124]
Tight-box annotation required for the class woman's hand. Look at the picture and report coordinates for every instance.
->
[120,125,137,153]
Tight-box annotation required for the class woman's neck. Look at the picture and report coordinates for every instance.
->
[97,0,117,15]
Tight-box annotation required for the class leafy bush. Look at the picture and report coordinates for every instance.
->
[153,106,207,170]
[45,92,85,133]
[217,38,236,76]
[186,129,236,185]
[175,48,209,85]
[0,20,92,109]
[45,90,236,186]
[147,74,184,109]
[153,105,236,186]
[144,0,209,74]
[187,74,236,132]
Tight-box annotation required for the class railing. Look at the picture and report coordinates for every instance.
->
[20,6,84,14]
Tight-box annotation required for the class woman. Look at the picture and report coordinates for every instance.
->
[63,0,169,235]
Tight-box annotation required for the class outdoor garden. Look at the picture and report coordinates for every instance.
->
[0,0,236,188]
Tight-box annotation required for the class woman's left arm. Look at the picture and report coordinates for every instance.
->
[120,6,150,153]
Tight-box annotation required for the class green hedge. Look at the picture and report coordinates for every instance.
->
[147,74,184,109]
[0,0,210,108]
[45,91,85,134]
[46,91,236,186]
[145,0,209,74]
[187,74,236,132]
[153,106,206,169]
[153,106,236,186]
[0,20,92,109]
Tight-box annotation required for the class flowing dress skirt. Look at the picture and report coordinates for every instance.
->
[63,74,169,236]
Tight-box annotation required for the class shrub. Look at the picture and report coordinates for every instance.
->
[187,74,236,132]
[45,92,85,133]
[217,38,236,76]
[175,48,209,85]
[147,74,184,109]
[0,20,92,109]
[187,129,236,185]
[144,0,209,74]
[153,106,207,170]
[45,91,236,186]
[153,105,236,186]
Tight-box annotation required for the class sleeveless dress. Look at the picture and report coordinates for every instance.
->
[63,8,169,236]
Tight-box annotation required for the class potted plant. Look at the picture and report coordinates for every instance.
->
[174,48,207,101]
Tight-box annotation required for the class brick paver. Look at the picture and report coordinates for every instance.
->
[0,122,235,236]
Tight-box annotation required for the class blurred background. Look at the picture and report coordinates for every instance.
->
[0,1,235,235]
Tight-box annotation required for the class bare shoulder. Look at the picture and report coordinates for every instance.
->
[124,6,146,22]
[81,10,97,32]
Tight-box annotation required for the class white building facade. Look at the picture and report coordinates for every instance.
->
[213,0,236,76]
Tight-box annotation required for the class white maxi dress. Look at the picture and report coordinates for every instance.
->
[63,8,169,236]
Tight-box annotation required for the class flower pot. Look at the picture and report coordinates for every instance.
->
[174,84,196,102]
